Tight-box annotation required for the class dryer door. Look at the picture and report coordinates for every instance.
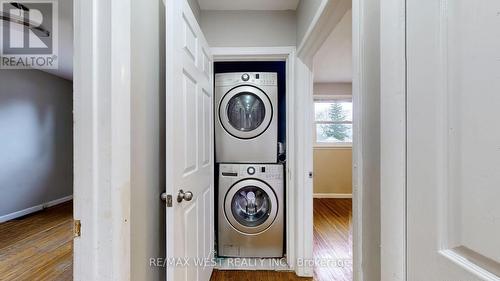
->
[219,85,273,139]
[224,179,278,235]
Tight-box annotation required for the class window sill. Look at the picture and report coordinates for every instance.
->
[314,143,353,149]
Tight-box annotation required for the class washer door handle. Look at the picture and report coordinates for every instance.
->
[177,189,193,203]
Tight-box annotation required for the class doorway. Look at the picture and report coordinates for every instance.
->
[311,7,353,281]
[0,0,74,278]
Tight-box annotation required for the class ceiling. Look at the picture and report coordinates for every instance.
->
[313,9,352,83]
[197,0,300,10]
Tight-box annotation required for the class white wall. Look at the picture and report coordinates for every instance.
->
[130,0,165,280]
[296,0,324,47]
[0,70,73,220]
[199,10,296,47]
[313,9,352,83]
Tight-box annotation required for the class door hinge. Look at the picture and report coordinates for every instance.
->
[74,220,81,237]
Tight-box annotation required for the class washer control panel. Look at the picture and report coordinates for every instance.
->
[215,72,277,87]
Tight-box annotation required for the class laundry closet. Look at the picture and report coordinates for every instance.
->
[163,0,319,278]
[184,0,306,268]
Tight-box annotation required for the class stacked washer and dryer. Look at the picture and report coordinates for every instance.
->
[215,72,285,258]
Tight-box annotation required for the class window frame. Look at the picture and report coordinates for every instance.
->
[313,95,353,148]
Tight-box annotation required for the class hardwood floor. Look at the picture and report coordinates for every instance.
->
[0,199,351,281]
[0,202,73,281]
[211,198,353,281]
[313,198,352,281]
[210,270,312,281]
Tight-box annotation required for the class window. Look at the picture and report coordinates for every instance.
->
[314,98,353,146]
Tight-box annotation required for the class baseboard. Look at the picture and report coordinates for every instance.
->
[0,195,73,223]
[313,193,352,199]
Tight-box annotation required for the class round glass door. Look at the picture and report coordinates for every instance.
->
[231,185,270,227]
[224,179,278,234]
[226,92,266,132]
[219,86,273,139]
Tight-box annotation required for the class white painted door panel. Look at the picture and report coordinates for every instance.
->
[165,1,214,281]
[407,0,500,280]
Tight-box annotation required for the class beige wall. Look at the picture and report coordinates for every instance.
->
[313,148,352,195]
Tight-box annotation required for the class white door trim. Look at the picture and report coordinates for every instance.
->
[211,46,297,61]
[380,0,407,280]
[73,0,131,280]
[211,46,307,275]
[293,58,315,277]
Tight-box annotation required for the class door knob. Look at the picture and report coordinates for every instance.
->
[177,189,193,203]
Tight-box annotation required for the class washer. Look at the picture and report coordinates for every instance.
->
[215,72,278,163]
[217,163,284,258]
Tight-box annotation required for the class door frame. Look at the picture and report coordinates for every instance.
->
[73,0,132,280]
[380,0,407,280]
[211,46,311,275]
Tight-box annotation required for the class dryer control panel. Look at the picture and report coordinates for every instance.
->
[215,72,277,87]
[219,163,283,180]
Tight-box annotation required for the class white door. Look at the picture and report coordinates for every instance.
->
[164,0,214,281]
[407,0,500,280]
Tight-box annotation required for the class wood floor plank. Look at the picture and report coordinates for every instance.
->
[0,202,73,281]
[0,203,72,251]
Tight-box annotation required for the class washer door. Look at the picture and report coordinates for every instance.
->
[224,179,278,235]
[219,85,273,139]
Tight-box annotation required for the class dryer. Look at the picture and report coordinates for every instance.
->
[215,72,278,163]
[217,163,284,258]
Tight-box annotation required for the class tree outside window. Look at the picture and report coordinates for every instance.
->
[314,99,353,145]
